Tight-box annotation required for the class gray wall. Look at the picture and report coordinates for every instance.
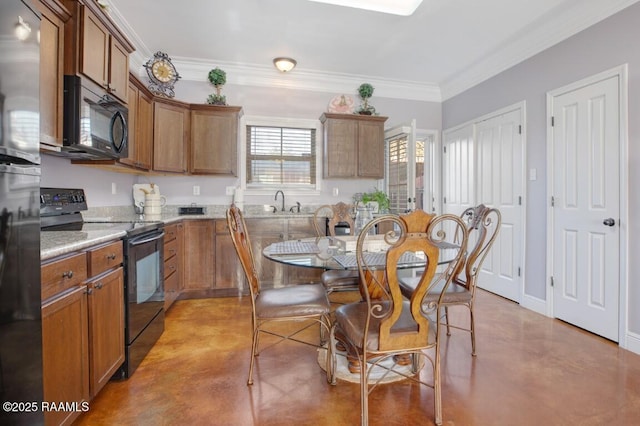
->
[42,83,441,209]
[442,2,640,337]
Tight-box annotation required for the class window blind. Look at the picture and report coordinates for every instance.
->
[246,125,316,185]
[387,136,408,214]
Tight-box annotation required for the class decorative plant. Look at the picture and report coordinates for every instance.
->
[361,188,390,212]
[356,83,376,115]
[207,67,227,105]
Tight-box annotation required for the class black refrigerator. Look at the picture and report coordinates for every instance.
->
[0,1,43,425]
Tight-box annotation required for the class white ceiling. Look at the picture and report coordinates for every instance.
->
[107,0,639,101]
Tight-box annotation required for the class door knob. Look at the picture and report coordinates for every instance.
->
[603,218,615,227]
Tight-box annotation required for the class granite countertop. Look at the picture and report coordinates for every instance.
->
[41,205,321,261]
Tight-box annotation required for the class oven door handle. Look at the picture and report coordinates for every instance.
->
[128,230,165,246]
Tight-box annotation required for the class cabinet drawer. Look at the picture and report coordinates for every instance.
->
[164,237,178,260]
[87,240,123,277]
[165,223,178,242]
[42,252,88,301]
[164,252,178,279]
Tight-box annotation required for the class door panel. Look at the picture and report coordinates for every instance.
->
[551,75,620,341]
[475,110,523,302]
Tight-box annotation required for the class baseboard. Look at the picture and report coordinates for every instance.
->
[519,293,547,316]
[623,331,640,355]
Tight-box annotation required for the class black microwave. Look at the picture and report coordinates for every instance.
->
[62,75,128,160]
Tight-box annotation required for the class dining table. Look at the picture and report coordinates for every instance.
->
[262,235,460,272]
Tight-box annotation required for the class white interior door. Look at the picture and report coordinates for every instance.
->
[475,108,524,302]
[442,125,474,216]
[550,74,620,341]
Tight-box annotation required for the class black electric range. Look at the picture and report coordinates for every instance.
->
[40,187,162,237]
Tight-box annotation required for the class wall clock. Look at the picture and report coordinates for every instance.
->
[144,51,180,98]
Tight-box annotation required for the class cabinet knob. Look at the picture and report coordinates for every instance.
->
[62,270,74,279]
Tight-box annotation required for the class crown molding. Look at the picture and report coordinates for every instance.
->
[440,0,640,100]
[111,0,639,104]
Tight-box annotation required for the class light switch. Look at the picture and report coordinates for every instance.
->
[529,168,537,181]
[193,185,200,195]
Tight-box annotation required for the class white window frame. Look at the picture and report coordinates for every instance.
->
[240,115,322,197]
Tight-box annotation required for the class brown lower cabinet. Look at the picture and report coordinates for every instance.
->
[41,240,124,426]
[163,222,182,310]
[181,220,215,297]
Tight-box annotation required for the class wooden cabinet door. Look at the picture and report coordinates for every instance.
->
[182,220,215,291]
[323,117,357,178]
[121,80,138,168]
[357,120,385,178]
[122,79,153,170]
[190,106,241,175]
[137,90,154,170]
[153,100,189,173]
[108,38,129,101]
[321,113,387,178]
[37,0,67,150]
[42,286,89,426]
[87,267,124,398]
[214,220,245,291]
[80,5,109,89]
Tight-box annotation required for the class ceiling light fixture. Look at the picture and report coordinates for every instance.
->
[273,57,297,73]
[308,0,423,16]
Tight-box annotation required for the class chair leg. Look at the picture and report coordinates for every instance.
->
[444,306,451,336]
[360,354,368,426]
[469,307,477,356]
[247,327,260,385]
[434,341,443,425]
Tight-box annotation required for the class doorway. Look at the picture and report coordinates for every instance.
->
[547,66,628,342]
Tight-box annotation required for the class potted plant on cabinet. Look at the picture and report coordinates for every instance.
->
[356,83,376,115]
[207,67,227,105]
[360,188,390,213]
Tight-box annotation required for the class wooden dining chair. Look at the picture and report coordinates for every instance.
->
[329,210,469,426]
[313,203,361,296]
[399,204,501,356]
[226,204,332,385]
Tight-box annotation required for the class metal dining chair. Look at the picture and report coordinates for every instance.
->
[313,203,362,296]
[399,204,502,355]
[226,204,332,385]
[329,210,469,425]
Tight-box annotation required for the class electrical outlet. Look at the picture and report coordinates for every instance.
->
[226,186,235,196]
[332,187,339,197]
[111,182,117,195]
[193,185,200,196]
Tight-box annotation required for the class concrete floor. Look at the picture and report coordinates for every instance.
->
[76,290,640,425]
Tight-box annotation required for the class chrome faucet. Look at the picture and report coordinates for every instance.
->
[274,190,285,212]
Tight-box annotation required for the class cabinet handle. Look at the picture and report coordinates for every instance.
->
[86,288,93,295]
[94,282,103,290]
[169,249,176,254]
[279,233,284,239]
[107,253,116,260]
[62,270,74,279]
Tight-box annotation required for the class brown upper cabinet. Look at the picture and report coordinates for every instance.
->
[320,113,388,179]
[190,105,243,175]
[153,98,190,173]
[62,0,134,103]
[37,0,70,151]
[120,75,153,170]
